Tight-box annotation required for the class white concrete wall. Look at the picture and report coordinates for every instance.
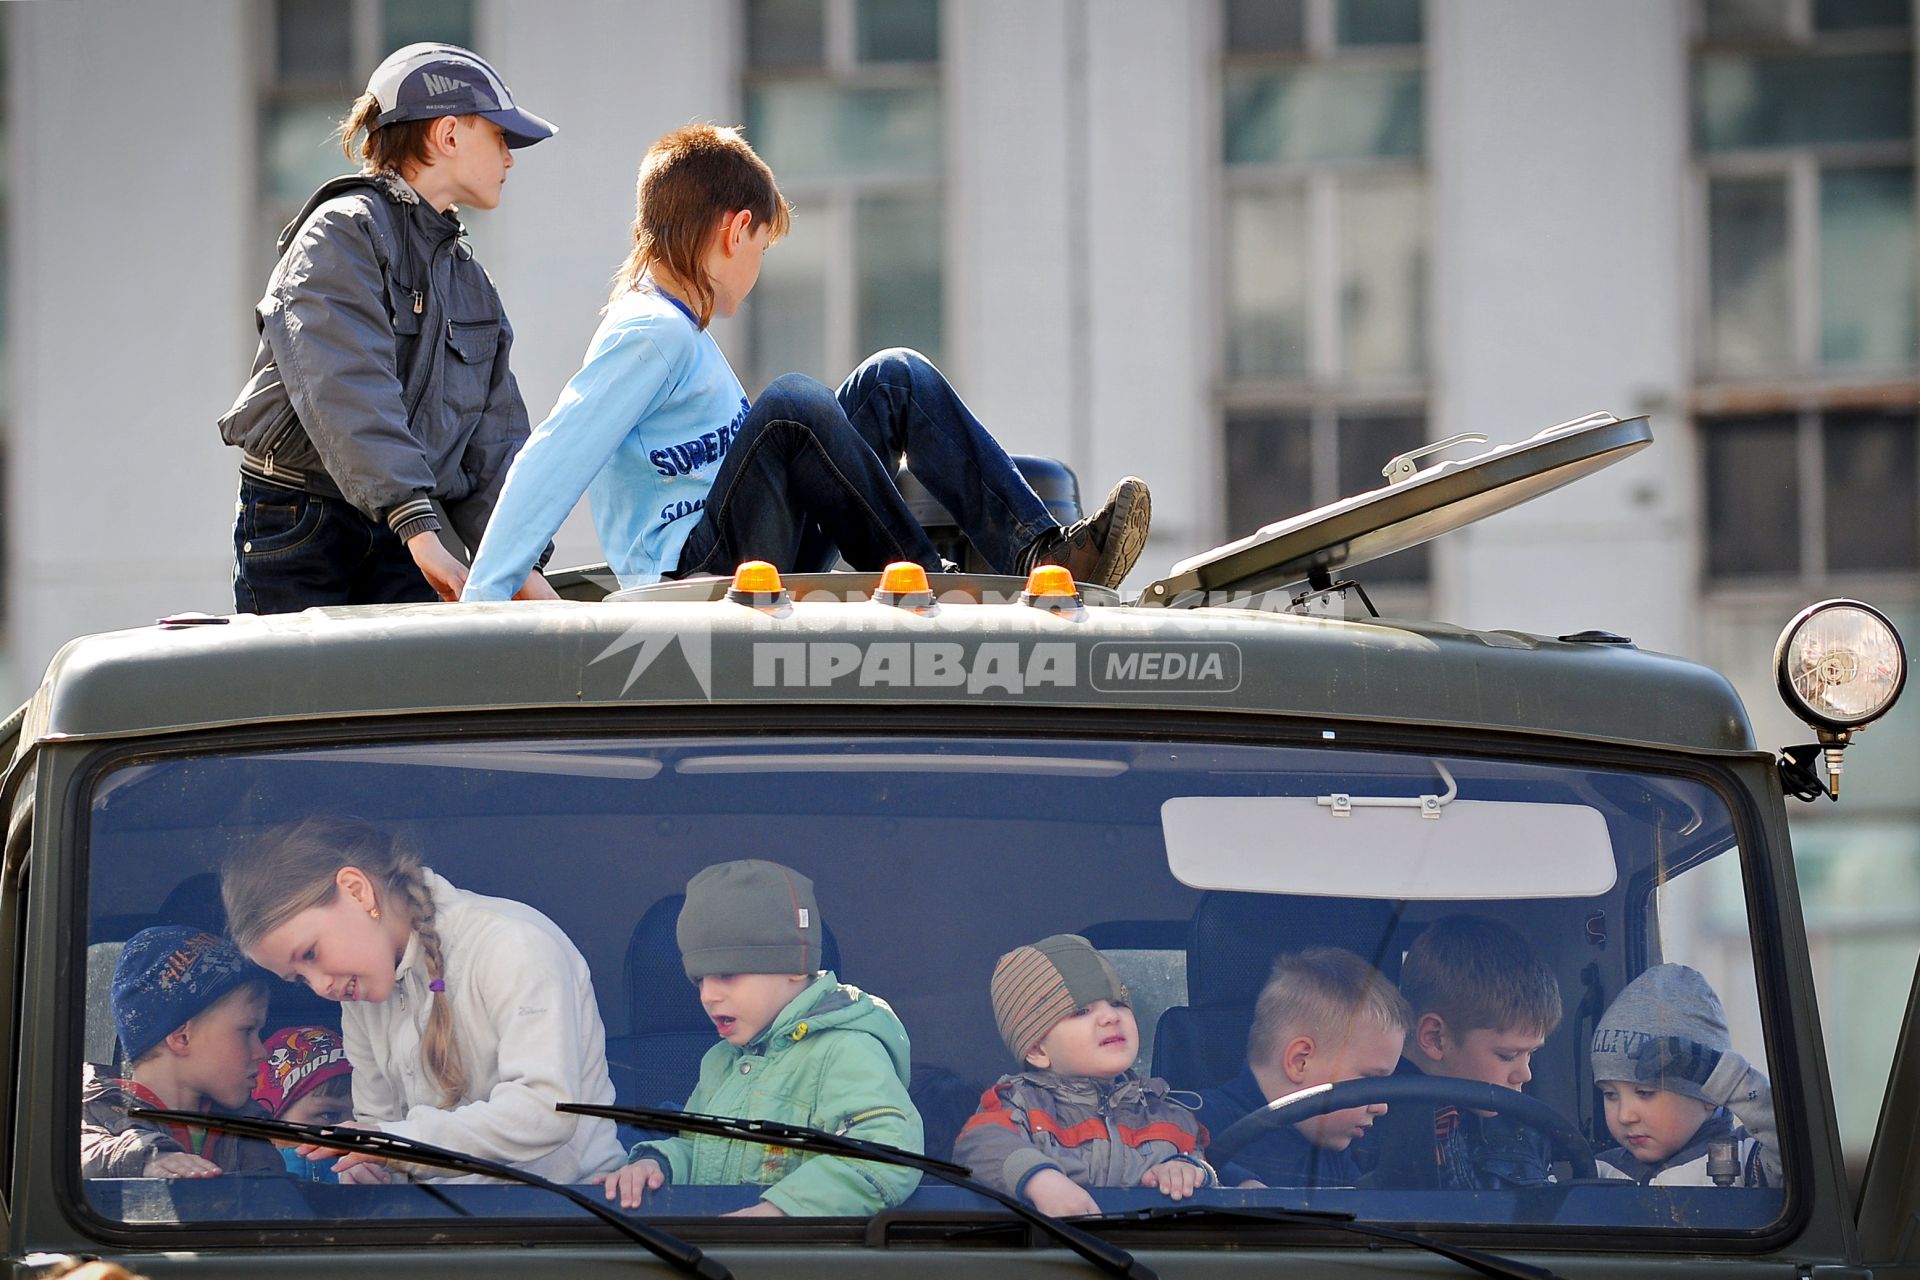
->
[480,0,734,569]
[6,0,255,696]
[1429,1,1696,654]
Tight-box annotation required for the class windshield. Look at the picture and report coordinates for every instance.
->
[77,733,1785,1238]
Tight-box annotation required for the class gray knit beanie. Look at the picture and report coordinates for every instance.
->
[677,859,823,980]
[1590,963,1731,1103]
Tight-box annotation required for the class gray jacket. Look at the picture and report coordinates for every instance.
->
[218,172,532,552]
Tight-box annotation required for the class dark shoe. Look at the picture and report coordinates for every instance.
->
[1019,476,1151,588]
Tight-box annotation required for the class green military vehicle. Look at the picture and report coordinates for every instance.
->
[3,412,1915,1277]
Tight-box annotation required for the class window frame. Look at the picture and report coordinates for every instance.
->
[738,0,945,393]
[1214,0,1431,598]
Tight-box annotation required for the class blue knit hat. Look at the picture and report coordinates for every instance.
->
[112,927,269,1063]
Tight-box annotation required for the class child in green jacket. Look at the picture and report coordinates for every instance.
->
[590,860,922,1216]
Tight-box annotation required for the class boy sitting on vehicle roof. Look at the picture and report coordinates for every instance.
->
[955,934,1215,1216]
[1591,964,1780,1187]
[590,860,922,1216]
[1364,915,1563,1189]
[1197,947,1409,1188]
[81,927,282,1178]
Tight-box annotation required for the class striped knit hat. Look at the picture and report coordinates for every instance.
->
[991,934,1129,1063]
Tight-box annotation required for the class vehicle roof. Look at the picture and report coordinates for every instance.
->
[16,594,1756,754]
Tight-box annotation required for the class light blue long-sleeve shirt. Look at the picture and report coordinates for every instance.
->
[463,286,749,600]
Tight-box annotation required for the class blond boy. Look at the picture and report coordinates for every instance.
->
[1198,947,1410,1187]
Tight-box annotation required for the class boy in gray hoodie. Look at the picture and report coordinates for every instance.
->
[1591,963,1779,1187]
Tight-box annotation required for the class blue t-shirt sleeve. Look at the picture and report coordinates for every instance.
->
[463,321,679,601]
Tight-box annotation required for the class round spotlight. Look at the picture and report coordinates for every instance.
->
[1774,600,1907,733]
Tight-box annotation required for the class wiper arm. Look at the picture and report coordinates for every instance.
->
[559,1102,1157,1280]
[130,1107,730,1280]
[1094,1204,1564,1280]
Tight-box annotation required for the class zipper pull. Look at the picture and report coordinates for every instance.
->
[264,452,275,477]
[412,290,424,315]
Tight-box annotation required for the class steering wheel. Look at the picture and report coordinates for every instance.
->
[1205,1075,1598,1181]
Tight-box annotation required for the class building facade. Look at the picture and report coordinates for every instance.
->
[4,0,1916,1156]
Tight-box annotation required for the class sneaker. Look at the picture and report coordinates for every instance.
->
[1019,476,1152,589]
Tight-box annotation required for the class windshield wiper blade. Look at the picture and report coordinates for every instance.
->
[1093,1204,1563,1280]
[559,1101,1157,1280]
[130,1107,729,1280]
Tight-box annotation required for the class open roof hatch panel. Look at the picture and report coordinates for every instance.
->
[1138,412,1654,608]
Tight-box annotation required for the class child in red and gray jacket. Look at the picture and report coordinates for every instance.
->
[955,934,1213,1217]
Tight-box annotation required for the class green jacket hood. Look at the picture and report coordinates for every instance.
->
[757,972,912,1085]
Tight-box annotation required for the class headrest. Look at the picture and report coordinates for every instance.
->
[1186,892,1405,1008]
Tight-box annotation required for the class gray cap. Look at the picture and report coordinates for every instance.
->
[678,860,822,980]
[1590,963,1731,1103]
[366,43,556,148]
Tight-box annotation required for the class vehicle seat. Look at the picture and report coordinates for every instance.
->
[607,894,842,1110]
[1151,892,1406,1091]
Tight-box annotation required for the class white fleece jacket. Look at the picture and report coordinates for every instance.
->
[343,869,624,1183]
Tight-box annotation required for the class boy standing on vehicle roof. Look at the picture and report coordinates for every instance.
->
[81,927,282,1178]
[955,934,1215,1216]
[591,860,923,1216]
[218,43,558,613]
[1197,947,1409,1188]
[1364,916,1563,1189]
[1590,964,1779,1187]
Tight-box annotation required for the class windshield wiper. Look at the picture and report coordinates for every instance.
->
[1093,1204,1564,1280]
[559,1101,1157,1280]
[130,1107,729,1280]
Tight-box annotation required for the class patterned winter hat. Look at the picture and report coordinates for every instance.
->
[991,934,1129,1063]
[111,926,269,1063]
[253,1026,353,1117]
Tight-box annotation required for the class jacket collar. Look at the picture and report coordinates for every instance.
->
[1598,1107,1738,1183]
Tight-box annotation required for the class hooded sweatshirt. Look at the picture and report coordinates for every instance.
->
[631,973,922,1216]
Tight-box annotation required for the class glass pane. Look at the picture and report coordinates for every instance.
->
[856,190,944,366]
[1224,0,1305,52]
[1696,51,1914,151]
[857,0,939,63]
[1224,66,1424,165]
[1339,181,1427,381]
[276,0,352,85]
[383,0,473,54]
[1337,0,1423,46]
[1224,187,1309,379]
[747,203,830,390]
[745,84,941,185]
[1706,175,1793,377]
[1814,0,1911,31]
[80,737,1786,1229]
[265,100,352,202]
[1824,409,1918,572]
[1224,413,1313,539]
[1337,414,1429,580]
[1820,166,1917,370]
[1703,414,1801,577]
[747,0,826,70]
[1704,0,1793,39]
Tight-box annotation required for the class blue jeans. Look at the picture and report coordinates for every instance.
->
[675,349,1057,578]
[232,477,436,614]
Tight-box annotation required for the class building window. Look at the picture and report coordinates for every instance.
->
[260,0,477,274]
[739,0,943,394]
[1218,0,1429,586]
[1694,0,1918,585]
[1694,0,1920,1163]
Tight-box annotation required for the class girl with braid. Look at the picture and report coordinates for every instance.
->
[222,817,624,1183]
